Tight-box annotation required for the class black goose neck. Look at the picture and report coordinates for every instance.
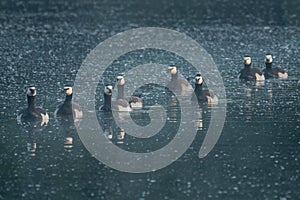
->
[64,94,73,104]
[117,85,124,99]
[265,62,272,69]
[195,84,203,92]
[104,93,112,109]
[27,95,35,110]
[171,73,178,80]
[244,64,251,68]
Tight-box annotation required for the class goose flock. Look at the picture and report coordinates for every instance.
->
[17,54,288,126]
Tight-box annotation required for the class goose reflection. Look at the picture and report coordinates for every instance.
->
[195,108,203,131]
[18,119,46,156]
[244,86,253,122]
[267,88,273,98]
[98,111,126,143]
[265,82,275,121]
[167,95,180,123]
[99,111,114,139]
[55,116,76,149]
[117,129,125,144]
[26,125,38,156]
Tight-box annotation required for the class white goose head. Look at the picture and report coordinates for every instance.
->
[117,75,125,86]
[168,65,178,75]
[244,56,252,65]
[104,85,113,95]
[64,86,73,96]
[265,54,273,64]
[27,86,36,97]
[195,74,203,85]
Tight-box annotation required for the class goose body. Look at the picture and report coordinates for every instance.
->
[17,86,49,126]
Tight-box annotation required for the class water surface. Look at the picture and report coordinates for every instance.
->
[0,0,300,199]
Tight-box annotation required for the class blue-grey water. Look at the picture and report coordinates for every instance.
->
[1,0,300,199]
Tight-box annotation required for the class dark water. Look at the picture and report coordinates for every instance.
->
[1,0,300,199]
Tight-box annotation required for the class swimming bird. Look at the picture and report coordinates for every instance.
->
[17,86,49,126]
[99,85,131,112]
[239,56,265,81]
[54,86,83,122]
[116,75,143,109]
[191,74,218,104]
[167,65,193,95]
[263,54,288,79]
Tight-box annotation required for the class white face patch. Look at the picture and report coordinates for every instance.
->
[195,75,203,84]
[244,57,252,65]
[104,85,113,95]
[27,87,36,96]
[117,76,125,85]
[168,66,177,75]
[64,86,73,95]
[266,54,273,63]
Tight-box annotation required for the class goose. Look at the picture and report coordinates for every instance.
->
[263,54,288,79]
[167,65,193,94]
[17,86,49,126]
[239,56,265,81]
[116,75,143,109]
[191,74,218,104]
[54,86,82,122]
